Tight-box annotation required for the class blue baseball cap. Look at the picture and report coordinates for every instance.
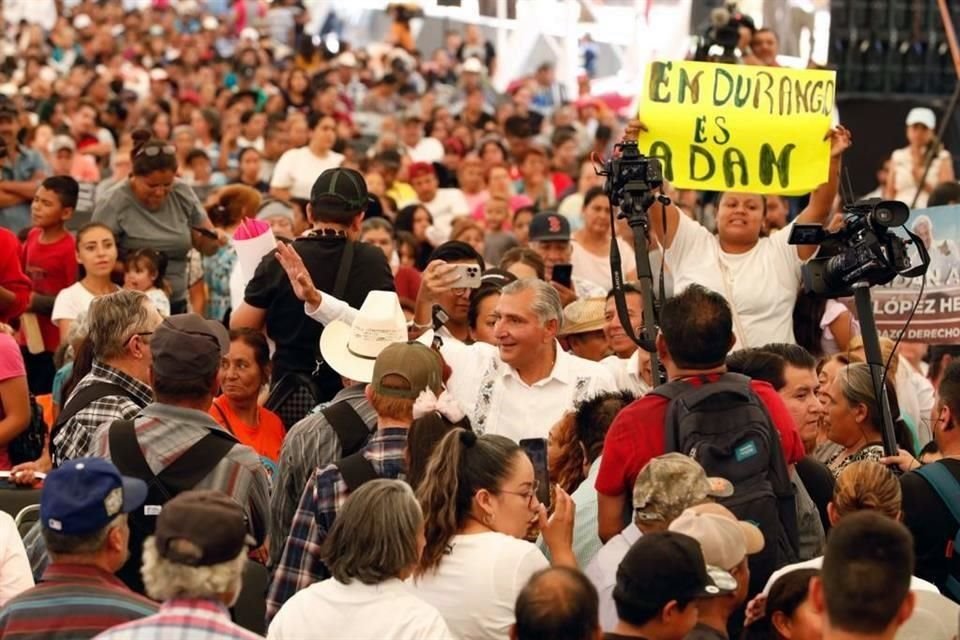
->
[41,458,148,536]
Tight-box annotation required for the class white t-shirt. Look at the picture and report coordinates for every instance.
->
[571,238,635,293]
[667,213,804,350]
[421,188,470,240]
[411,532,549,640]
[51,282,119,323]
[819,298,858,356]
[601,351,650,397]
[0,511,32,607]
[267,578,451,640]
[270,147,345,200]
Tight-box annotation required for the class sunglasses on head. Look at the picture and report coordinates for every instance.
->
[136,144,176,158]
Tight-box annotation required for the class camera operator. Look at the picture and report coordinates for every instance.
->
[624,120,852,350]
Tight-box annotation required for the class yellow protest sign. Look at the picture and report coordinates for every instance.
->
[638,61,836,195]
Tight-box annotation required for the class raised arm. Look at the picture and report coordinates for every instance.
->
[794,125,853,261]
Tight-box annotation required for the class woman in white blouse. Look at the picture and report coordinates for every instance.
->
[412,428,576,640]
[267,479,451,640]
[626,121,852,350]
[884,107,955,209]
[570,187,636,292]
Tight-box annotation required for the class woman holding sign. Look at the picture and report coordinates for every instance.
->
[626,120,852,350]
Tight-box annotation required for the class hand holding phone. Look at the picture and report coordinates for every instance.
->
[519,438,551,507]
[192,226,218,240]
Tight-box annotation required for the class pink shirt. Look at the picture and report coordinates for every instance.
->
[0,334,25,469]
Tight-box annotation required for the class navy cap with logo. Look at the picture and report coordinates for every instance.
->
[41,458,148,536]
[528,211,571,243]
[614,531,735,612]
[310,167,369,214]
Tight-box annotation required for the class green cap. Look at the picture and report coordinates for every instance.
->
[372,342,443,399]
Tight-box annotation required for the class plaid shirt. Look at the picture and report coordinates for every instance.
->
[269,384,377,565]
[266,427,408,621]
[93,597,263,640]
[51,361,153,466]
[0,563,158,639]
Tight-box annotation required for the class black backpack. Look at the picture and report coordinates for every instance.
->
[49,382,132,463]
[108,419,236,595]
[321,400,371,459]
[8,396,48,465]
[653,373,799,594]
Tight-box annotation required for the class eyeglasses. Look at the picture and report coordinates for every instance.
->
[499,481,541,509]
[136,144,176,159]
[126,331,154,345]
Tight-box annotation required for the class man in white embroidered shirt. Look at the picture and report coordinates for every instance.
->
[276,247,615,442]
[418,272,616,440]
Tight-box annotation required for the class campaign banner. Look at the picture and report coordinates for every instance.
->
[637,61,836,195]
[844,204,960,344]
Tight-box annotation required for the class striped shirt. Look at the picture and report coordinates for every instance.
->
[92,598,263,640]
[90,402,271,546]
[266,427,407,621]
[52,361,153,466]
[269,384,377,565]
[0,563,158,639]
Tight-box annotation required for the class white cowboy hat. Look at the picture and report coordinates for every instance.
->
[319,291,433,384]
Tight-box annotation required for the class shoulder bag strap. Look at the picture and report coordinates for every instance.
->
[916,463,960,524]
[157,430,238,493]
[321,401,370,457]
[336,451,378,493]
[333,240,355,300]
[108,419,161,489]
[56,382,130,431]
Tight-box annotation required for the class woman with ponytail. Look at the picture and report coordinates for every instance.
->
[93,129,226,314]
[411,428,576,640]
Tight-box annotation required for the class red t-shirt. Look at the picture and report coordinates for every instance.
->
[595,376,805,497]
[21,228,77,352]
[394,265,422,306]
[0,228,30,325]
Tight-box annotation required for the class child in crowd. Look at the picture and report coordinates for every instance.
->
[19,176,78,394]
[123,248,171,317]
[481,196,518,265]
[51,222,119,341]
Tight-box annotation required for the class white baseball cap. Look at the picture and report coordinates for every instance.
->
[669,503,765,572]
[906,107,936,129]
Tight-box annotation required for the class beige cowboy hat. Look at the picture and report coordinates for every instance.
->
[319,291,433,384]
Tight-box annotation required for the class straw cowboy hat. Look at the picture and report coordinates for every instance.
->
[319,291,433,383]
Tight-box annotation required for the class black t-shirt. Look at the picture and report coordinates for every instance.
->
[244,234,394,398]
[901,458,960,591]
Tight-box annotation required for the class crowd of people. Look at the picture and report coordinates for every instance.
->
[0,1,958,639]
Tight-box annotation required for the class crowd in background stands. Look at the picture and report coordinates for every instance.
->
[0,1,958,640]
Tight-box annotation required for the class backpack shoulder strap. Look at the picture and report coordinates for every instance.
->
[916,463,960,524]
[321,401,369,457]
[336,451,378,493]
[157,430,238,493]
[108,419,158,487]
[56,382,130,430]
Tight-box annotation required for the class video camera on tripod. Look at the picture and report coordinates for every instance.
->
[789,196,930,459]
[598,140,669,385]
[787,198,930,298]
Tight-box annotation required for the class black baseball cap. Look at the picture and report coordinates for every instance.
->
[528,211,571,242]
[310,167,369,214]
[614,531,735,613]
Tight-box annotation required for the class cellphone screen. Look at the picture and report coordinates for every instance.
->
[551,264,573,288]
[519,438,551,508]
